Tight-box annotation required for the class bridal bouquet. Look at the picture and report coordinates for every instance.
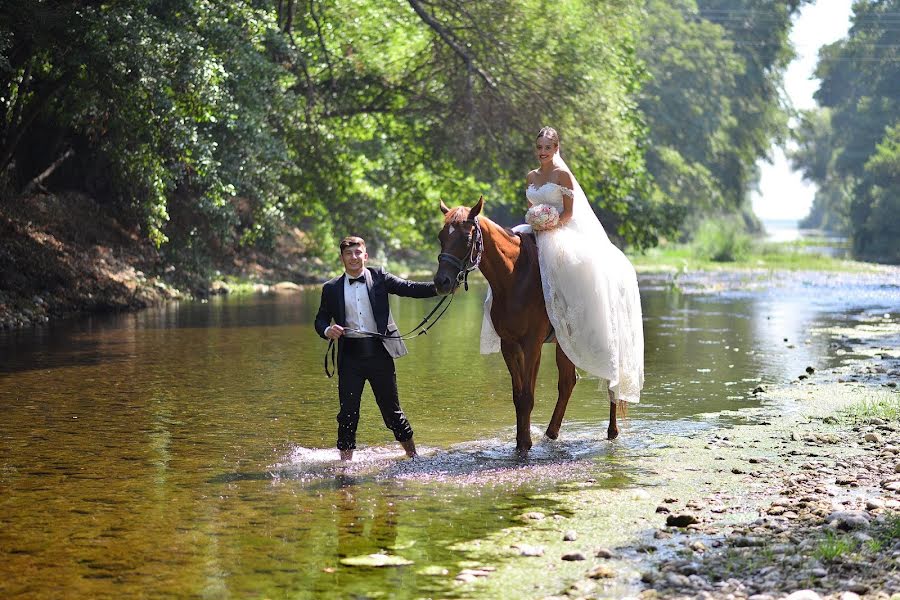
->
[525,204,560,231]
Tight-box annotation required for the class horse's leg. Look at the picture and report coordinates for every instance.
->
[546,344,576,440]
[607,387,619,440]
[501,339,543,454]
[500,340,530,453]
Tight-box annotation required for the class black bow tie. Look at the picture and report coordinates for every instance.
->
[348,275,366,285]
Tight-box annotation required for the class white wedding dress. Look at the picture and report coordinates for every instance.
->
[480,179,645,403]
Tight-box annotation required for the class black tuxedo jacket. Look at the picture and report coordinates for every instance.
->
[314,266,437,358]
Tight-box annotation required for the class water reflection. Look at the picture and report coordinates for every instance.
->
[0,275,897,598]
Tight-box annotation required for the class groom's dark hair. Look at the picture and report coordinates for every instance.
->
[339,236,366,253]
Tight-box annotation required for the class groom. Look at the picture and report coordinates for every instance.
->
[314,236,437,461]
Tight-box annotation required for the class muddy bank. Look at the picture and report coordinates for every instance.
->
[437,316,899,600]
[0,193,325,329]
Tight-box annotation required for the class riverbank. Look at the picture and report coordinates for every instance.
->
[0,192,328,329]
[442,314,900,599]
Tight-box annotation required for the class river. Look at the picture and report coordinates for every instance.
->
[0,274,896,598]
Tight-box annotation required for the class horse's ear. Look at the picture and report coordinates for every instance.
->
[440,200,450,215]
[470,195,484,218]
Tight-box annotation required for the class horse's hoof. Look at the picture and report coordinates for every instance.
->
[607,429,619,440]
[545,429,559,440]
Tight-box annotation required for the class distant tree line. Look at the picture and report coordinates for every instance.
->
[1,0,820,273]
[790,0,900,263]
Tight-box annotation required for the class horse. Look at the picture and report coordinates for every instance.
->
[433,196,619,454]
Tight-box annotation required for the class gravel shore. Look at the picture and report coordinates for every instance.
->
[553,317,900,600]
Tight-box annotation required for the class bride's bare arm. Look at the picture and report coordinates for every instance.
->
[555,171,575,224]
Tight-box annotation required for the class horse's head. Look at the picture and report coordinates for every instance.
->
[434,196,484,296]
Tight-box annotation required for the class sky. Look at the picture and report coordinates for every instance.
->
[751,0,854,222]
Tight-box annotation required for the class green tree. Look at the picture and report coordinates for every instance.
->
[807,0,900,262]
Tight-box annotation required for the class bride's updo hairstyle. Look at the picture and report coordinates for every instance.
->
[536,126,560,148]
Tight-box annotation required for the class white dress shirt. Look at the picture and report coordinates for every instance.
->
[326,273,378,338]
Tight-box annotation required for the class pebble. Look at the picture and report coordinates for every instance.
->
[563,530,577,541]
[513,544,544,557]
[867,498,886,510]
[587,565,615,579]
[666,514,699,527]
[561,551,585,561]
[785,591,822,600]
[594,548,614,558]
[520,511,546,521]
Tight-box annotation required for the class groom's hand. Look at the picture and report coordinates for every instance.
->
[325,324,345,339]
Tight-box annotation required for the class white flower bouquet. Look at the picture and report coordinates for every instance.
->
[525,203,560,231]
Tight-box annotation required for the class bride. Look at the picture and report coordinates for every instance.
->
[482,126,644,404]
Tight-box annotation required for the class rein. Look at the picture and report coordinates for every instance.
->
[323,290,455,378]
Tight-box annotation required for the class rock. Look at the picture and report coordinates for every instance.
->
[883,480,900,492]
[840,593,861,600]
[512,544,544,557]
[272,281,302,293]
[595,548,614,559]
[866,498,886,510]
[587,564,616,579]
[561,551,585,561]
[563,530,577,541]
[664,572,691,587]
[655,505,671,513]
[732,535,766,547]
[519,511,546,521]
[865,432,883,443]
[209,280,230,295]
[806,366,816,374]
[457,568,492,580]
[340,553,413,567]
[666,514,699,527]
[785,591,822,600]
[825,510,870,530]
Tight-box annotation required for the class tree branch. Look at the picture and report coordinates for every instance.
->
[22,147,74,196]
[406,0,497,89]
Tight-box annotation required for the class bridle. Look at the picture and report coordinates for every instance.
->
[437,217,483,292]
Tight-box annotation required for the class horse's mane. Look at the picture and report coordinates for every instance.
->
[443,206,471,224]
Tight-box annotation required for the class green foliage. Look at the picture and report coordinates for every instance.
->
[691,217,751,262]
[797,0,900,263]
[638,0,805,238]
[0,0,816,277]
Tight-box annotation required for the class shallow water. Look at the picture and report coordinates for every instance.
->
[0,275,896,598]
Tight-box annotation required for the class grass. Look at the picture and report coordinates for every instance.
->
[629,239,877,273]
[841,391,900,422]
[814,531,857,562]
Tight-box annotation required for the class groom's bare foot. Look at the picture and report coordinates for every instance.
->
[400,438,417,458]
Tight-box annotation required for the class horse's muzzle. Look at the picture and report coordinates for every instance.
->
[433,272,457,296]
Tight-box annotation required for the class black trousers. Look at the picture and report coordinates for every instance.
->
[336,338,414,450]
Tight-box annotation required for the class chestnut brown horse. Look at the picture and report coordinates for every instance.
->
[433,196,619,454]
